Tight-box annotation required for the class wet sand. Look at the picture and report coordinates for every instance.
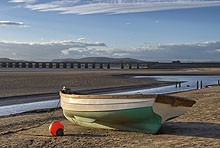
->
[0,69,220,147]
[0,69,176,98]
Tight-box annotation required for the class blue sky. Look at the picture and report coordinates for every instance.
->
[0,0,220,61]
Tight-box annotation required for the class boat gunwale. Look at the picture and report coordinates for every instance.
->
[60,91,156,99]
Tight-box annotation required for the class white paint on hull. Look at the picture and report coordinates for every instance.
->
[61,97,155,111]
[62,97,154,104]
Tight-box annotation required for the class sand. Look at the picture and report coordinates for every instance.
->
[0,69,220,147]
[0,69,176,98]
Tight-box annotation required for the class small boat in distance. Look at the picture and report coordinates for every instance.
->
[60,88,196,134]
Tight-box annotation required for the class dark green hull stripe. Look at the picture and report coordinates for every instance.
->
[63,107,162,134]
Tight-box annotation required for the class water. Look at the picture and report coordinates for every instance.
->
[115,75,220,94]
[0,75,219,117]
[0,100,60,117]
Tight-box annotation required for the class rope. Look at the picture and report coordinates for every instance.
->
[0,99,61,136]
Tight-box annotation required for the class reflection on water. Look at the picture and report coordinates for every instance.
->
[0,100,60,117]
[116,75,220,94]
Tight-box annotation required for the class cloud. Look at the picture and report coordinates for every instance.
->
[0,40,107,61]
[60,42,108,56]
[77,38,86,42]
[9,0,36,3]
[9,0,220,15]
[0,40,220,61]
[0,21,29,27]
[132,41,220,61]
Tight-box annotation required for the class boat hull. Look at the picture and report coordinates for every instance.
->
[60,91,195,133]
[63,106,162,134]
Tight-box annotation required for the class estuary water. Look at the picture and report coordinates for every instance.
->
[116,75,220,94]
[0,75,219,116]
[0,100,60,117]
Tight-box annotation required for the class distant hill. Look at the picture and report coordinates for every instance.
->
[51,58,77,63]
[51,57,146,63]
[0,57,145,63]
[0,58,28,62]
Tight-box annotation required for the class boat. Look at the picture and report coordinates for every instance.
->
[60,88,196,134]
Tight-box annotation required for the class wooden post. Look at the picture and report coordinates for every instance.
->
[218,80,220,85]
[179,82,181,88]
[196,81,199,89]
[200,80,203,89]
[175,82,178,88]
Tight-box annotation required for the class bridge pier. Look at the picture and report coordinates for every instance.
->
[137,64,140,69]
[85,63,88,69]
[63,63,67,68]
[121,63,124,69]
[54,63,59,68]
[91,63,95,69]
[2,63,6,68]
[39,63,44,68]
[107,63,110,69]
[100,63,103,69]
[77,63,81,68]
[21,63,25,68]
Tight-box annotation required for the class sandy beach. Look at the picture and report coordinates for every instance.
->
[0,68,220,147]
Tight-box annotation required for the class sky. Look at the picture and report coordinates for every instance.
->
[0,0,220,62]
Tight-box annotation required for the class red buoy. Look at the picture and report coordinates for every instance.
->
[49,121,64,136]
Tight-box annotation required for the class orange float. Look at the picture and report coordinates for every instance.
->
[49,121,64,136]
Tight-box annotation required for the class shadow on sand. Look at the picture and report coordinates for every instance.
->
[159,121,220,139]
[23,133,107,138]
[64,133,107,138]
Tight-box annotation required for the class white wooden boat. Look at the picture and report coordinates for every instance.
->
[60,88,196,134]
